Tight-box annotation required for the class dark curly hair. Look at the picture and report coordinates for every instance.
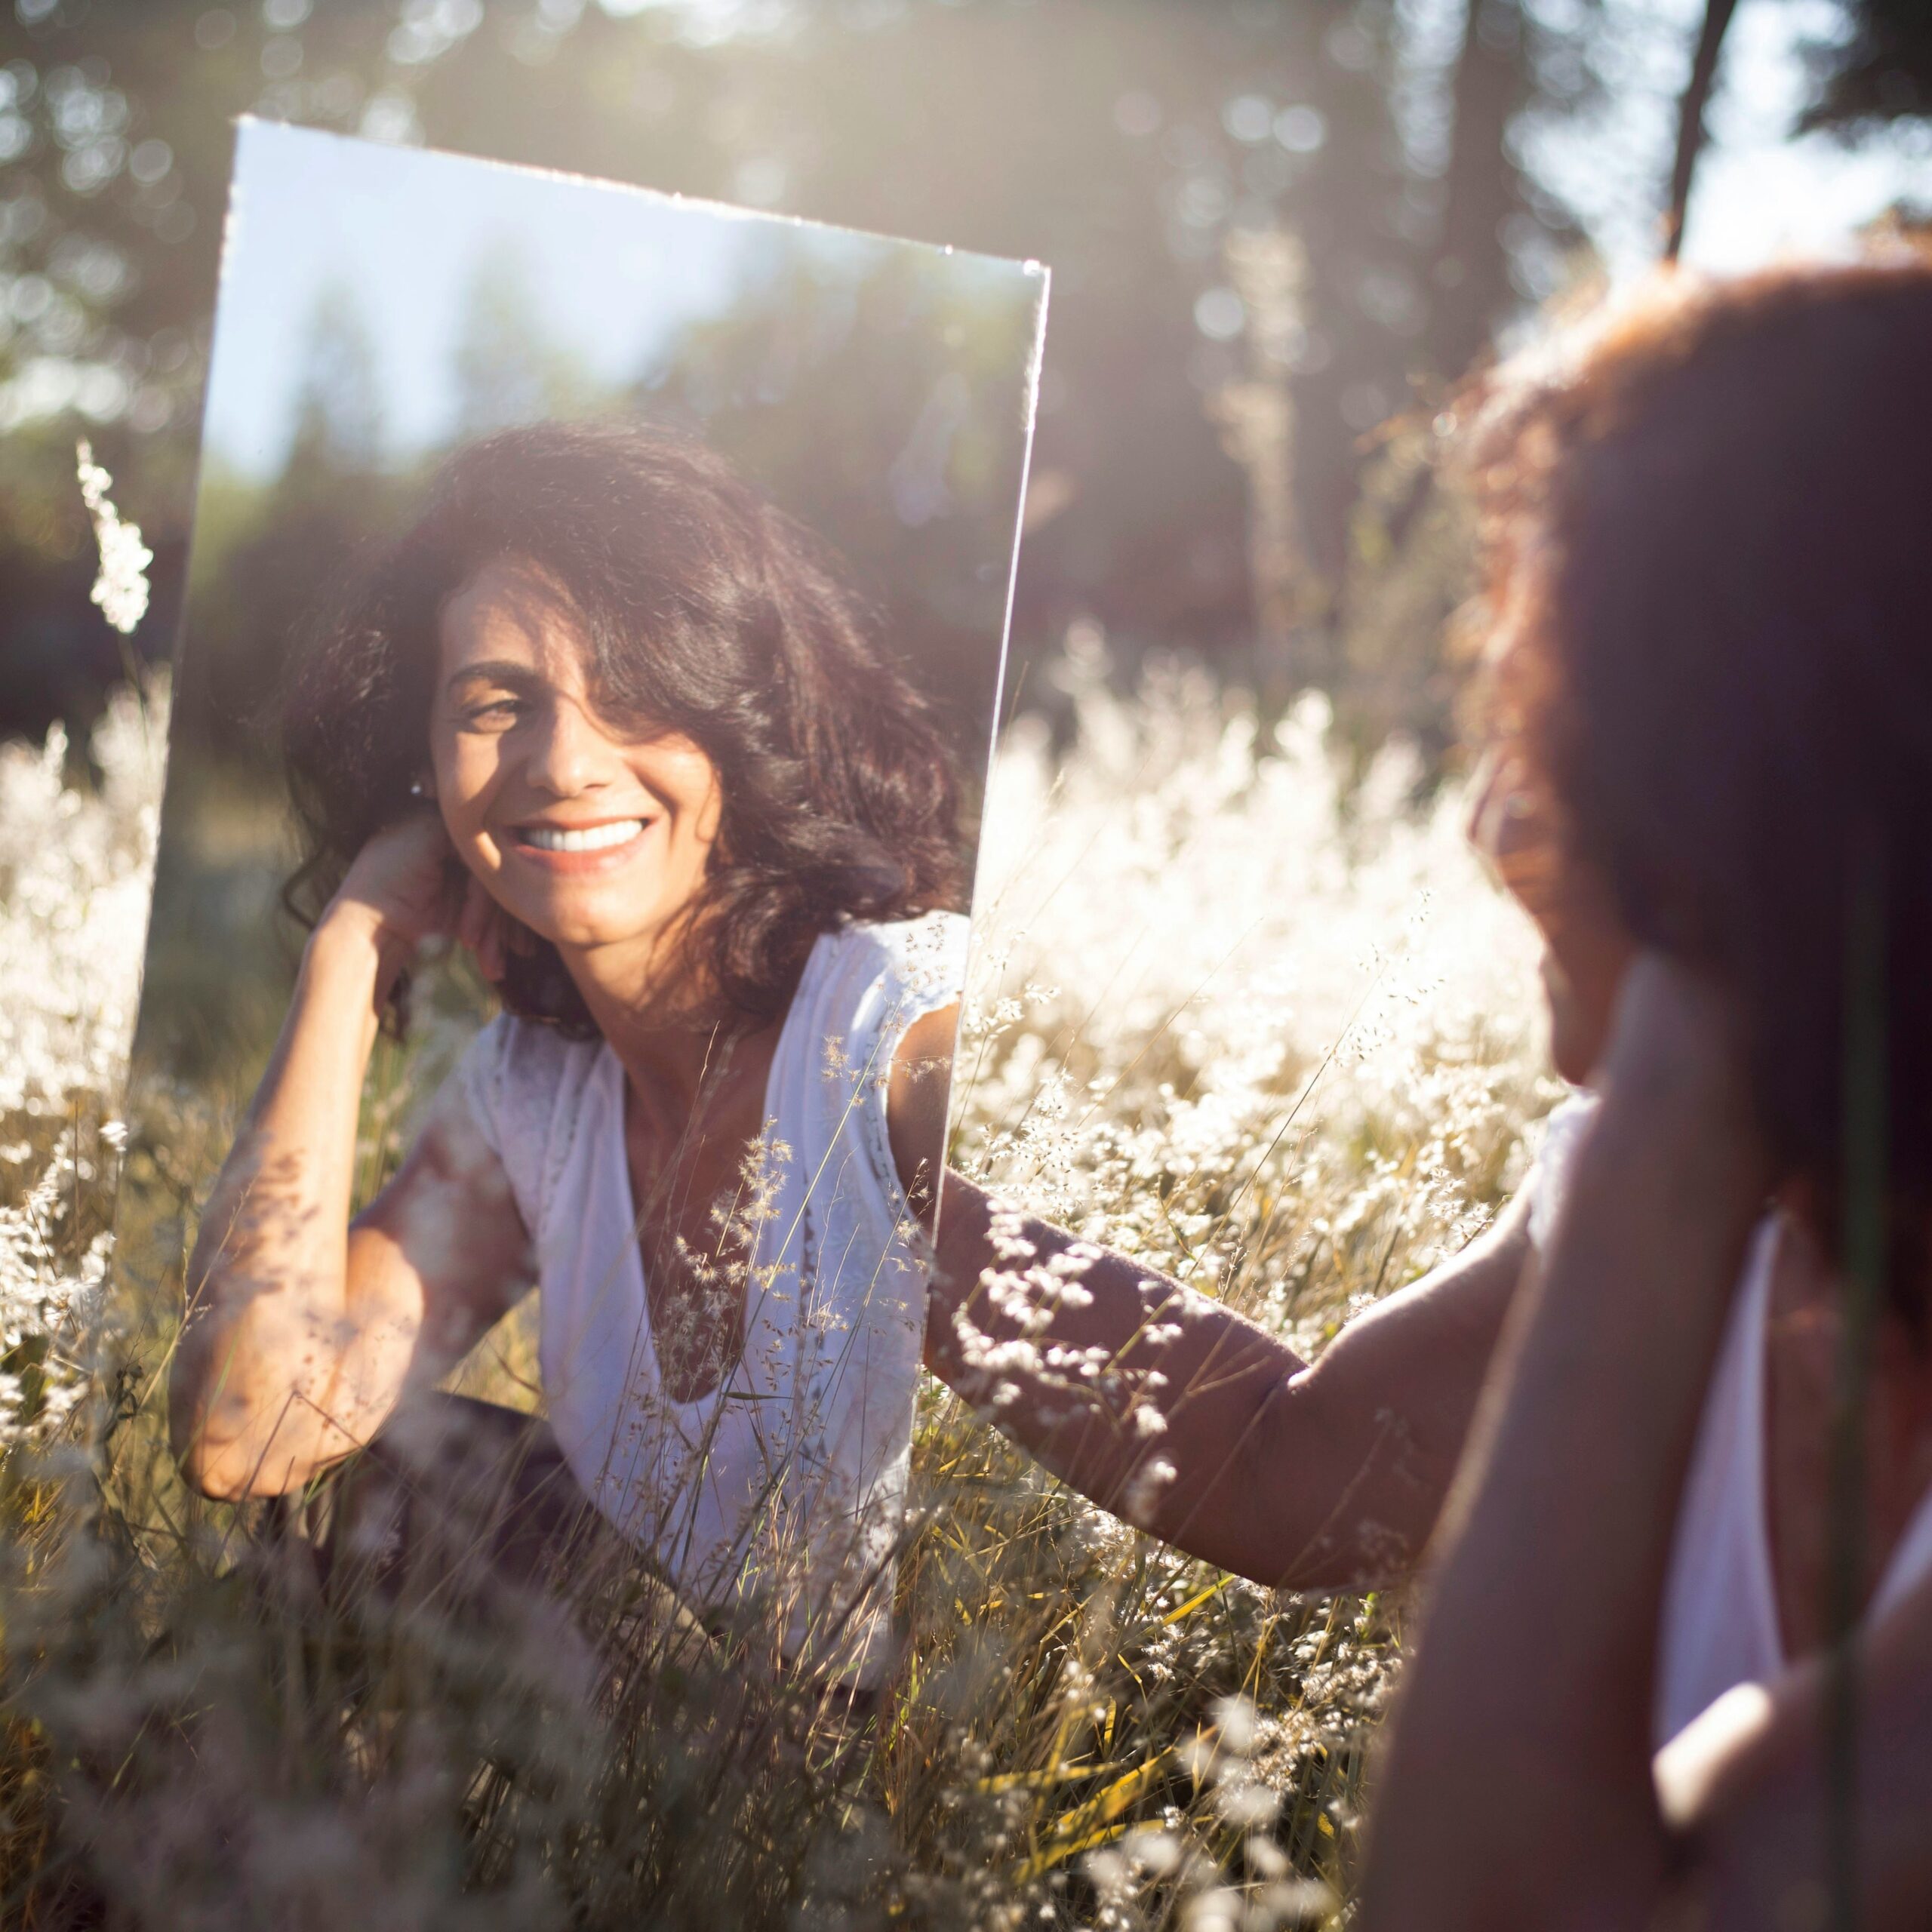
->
[1461,251,1932,1318]
[280,420,968,1032]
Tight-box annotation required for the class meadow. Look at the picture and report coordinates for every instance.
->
[0,639,1556,1929]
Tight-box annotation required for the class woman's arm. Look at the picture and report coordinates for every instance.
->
[1358,955,1772,1931]
[1662,1574,1932,1930]
[890,1005,1535,1593]
[169,817,531,1499]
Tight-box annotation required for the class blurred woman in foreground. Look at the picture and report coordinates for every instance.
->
[920,254,1932,1924]
[1355,257,1932,1926]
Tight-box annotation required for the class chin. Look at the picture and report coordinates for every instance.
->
[526,906,657,952]
[491,866,648,933]
[543,891,695,958]
[1549,1032,1596,1088]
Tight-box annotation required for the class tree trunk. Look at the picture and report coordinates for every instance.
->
[1663,0,1743,260]
[1430,0,1527,383]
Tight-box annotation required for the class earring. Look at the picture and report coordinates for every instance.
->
[410,775,436,801]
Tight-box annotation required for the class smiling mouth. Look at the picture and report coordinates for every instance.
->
[514,818,651,854]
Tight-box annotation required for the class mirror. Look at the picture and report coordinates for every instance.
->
[122,118,1047,1688]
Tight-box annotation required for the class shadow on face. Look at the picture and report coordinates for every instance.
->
[427,557,726,969]
[1466,751,1637,1088]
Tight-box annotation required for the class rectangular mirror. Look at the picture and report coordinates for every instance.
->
[118,118,1047,1690]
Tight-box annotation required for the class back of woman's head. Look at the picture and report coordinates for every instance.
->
[1466,249,1932,1313]
[281,420,966,1029]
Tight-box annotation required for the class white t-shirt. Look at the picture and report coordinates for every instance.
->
[453,910,968,1687]
[1528,1093,1932,1759]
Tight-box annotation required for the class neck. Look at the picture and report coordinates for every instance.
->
[558,922,761,1124]
[552,915,784,1128]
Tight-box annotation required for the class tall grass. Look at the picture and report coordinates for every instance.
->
[0,643,1552,1928]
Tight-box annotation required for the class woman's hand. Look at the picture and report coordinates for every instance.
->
[1588,951,1773,1254]
[321,813,529,991]
[174,812,537,1499]
[1359,948,1772,1931]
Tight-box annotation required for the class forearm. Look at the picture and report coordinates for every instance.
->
[926,1174,1313,1565]
[928,1174,1533,1592]
[1362,1008,1767,1928]
[171,910,408,1495]
[1660,1585,1932,1932]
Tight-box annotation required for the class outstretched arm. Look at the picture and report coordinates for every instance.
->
[891,1004,1534,1593]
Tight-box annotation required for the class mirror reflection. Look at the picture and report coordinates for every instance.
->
[134,122,1046,1698]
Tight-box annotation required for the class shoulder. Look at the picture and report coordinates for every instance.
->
[811,909,969,1018]
[451,1010,605,1164]
[780,915,967,1216]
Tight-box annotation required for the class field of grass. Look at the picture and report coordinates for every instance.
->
[0,648,1555,1929]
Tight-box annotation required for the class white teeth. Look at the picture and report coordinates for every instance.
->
[522,820,645,854]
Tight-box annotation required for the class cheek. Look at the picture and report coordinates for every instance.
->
[434,738,506,844]
[652,750,725,854]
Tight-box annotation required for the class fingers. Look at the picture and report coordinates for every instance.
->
[457,878,534,987]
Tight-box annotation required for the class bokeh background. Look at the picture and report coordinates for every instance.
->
[0,5,1930,1926]
[5,0,1927,758]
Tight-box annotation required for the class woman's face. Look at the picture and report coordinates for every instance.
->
[428,557,724,965]
[1468,751,1636,1086]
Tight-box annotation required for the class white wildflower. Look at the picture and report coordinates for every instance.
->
[75,440,155,636]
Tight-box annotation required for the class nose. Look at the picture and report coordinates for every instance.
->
[523,695,620,799]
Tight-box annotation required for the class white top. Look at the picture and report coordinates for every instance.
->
[453,910,968,1686]
[1528,1094,1932,1755]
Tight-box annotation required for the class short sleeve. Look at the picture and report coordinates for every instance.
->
[844,911,969,1091]
[1524,1090,1601,1251]
[869,909,971,1023]
[799,912,968,1243]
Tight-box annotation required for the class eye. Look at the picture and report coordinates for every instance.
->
[462,696,524,728]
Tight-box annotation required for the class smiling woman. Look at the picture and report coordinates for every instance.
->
[164,414,1561,1718]
[438,558,731,987]
[168,421,982,1696]
[279,423,970,1034]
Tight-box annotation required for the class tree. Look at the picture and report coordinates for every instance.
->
[1432,0,1537,377]
[1801,0,1932,132]
[451,240,596,438]
[285,281,385,481]
[5,0,1857,741]
[1663,0,1743,263]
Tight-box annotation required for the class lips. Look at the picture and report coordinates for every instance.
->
[504,815,655,874]
[519,819,648,854]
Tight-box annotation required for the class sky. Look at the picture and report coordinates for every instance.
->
[204,123,748,474]
[202,120,1022,478]
[1685,0,1930,269]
